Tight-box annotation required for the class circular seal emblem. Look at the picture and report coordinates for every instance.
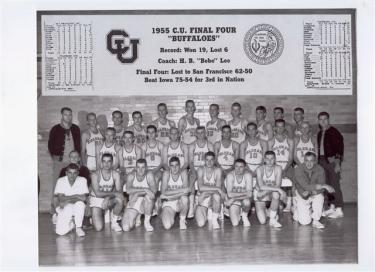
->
[243,24,284,65]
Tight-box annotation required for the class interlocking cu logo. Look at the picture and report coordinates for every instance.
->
[107,30,139,63]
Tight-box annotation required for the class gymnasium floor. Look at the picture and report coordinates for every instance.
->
[39,204,357,266]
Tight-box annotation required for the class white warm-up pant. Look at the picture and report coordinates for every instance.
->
[55,201,85,235]
[295,191,324,225]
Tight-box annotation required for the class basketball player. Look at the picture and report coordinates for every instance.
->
[293,107,305,137]
[256,106,274,142]
[128,111,147,147]
[90,153,124,232]
[188,126,214,218]
[178,100,200,145]
[294,121,318,166]
[54,163,88,237]
[151,103,176,145]
[195,152,223,229]
[160,157,190,230]
[255,151,285,227]
[295,152,335,228]
[206,104,227,145]
[273,107,294,139]
[81,113,104,172]
[228,102,247,144]
[95,127,121,171]
[225,159,252,227]
[162,127,189,170]
[122,159,157,232]
[240,122,268,176]
[112,110,126,146]
[143,125,164,186]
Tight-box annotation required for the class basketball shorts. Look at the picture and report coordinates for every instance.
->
[126,196,145,214]
[162,199,181,213]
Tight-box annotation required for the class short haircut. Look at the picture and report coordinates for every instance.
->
[221,125,231,132]
[112,110,123,118]
[61,107,72,114]
[234,158,246,166]
[274,107,284,114]
[318,111,330,119]
[275,119,286,126]
[66,163,79,171]
[69,150,80,157]
[106,127,116,134]
[247,122,257,130]
[256,106,266,112]
[147,124,157,132]
[210,103,219,110]
[185,100,195,107]
[294,107,305,114]
[158,103,167,109]
[304,151,317,159]
[132,111,142,118]
[86,112,96,120]
[136,158,147,165]
[231,102,241,109]
[123,130,134,137]
[169,156,181,165]
[196,126,206,131]
[101,153,113,161]
[265,150,276,157]
[205,151,216,159]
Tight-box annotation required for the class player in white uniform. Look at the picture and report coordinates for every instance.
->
[90,153,124,232]
[122,159,157,232]
[268,119,295,212]
[152,103,176,145]
[160,157,190,230]
[178,100,200,145]
[294,121,318,166]
[95,127,121,171]
[54,163,89,237]
[112,110,126,146]
[206,104,227,145]
[162,127,189,170]
[214,125,239,177]
[81,113,104,172]
[128,111,147,147]
[255,151,285,227]
[273,107,294,139]
[195,151,223,229]
[228,102,247,144]
[225,159,252,227]
[240,122,268,176]
[256,106,274,142]
[188,126,214,218]
[293,107,305,137]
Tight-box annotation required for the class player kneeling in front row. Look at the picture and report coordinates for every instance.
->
[161,157,190,230]
[225,159,252,227]
[122,159,157,232]
[54,163,89,237]
[255,151,286,228]
[90,153,124,232]
[294,152,335,229]
[195,151,223,229]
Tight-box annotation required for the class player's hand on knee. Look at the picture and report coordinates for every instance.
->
[302,191,310,198]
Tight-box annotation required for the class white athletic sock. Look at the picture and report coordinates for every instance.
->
[111,214,119,223]
[270,210,277,219]
[212,212,219,221]
[145,215,151,223]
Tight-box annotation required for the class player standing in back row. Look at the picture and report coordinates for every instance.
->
[112,110,126,146]
[178,100,200,145]
[228,102,247,144]
[152,103,176,145]
[206,104,227,145]
[128,111,147,147]
[256,106,273,142]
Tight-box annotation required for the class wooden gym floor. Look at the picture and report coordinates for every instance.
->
[39,204,357,266]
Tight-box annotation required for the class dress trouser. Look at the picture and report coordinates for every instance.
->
[295,190,324,225]
[318,158,344,208]
[56,201,85,235]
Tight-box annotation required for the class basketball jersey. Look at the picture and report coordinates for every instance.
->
[86,130,104,156]
[244,140,263,172]
[206,120,222,144]
[167,172,184,190]
[133,126,147,146]
[181,118,198,145]
[295,137,315,164]
[114,127,125,145]
[99,142,118,167]
[91,170,115,196]
[272,137,290,170]
[145,142,162,169]
[231,173,247,193]
[167,142,185,166]
[156,119,172,145]
[257,121,270,141]
[294,125,303,137]
[230,120,246,144]
[122,145,137,174]
[217,141,235,170]
[203,168,216,186]
[132,174,149,189]
[262,167,276,186]
[193,141,209,168]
